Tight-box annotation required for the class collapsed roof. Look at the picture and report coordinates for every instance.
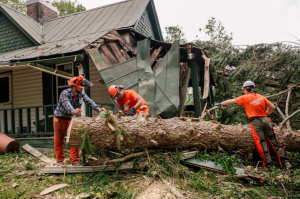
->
[0,0,162,64]
[86,29,216,118]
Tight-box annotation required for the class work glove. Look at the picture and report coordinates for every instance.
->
[215,103,222,106]
[126,107,136,116]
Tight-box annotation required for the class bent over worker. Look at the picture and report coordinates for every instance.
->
[215,81,291,169]
[54,75,106,166]
[108,85,149,116]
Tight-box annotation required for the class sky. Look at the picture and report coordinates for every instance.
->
[81,0,300,45]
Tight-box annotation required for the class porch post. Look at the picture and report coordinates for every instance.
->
[188,54,201,118]
[75,63,86,117]
[3,110,8,134]
[83,56,92,117]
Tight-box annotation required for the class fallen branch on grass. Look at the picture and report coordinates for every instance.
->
[87,150,155,166]
[43,151,198,174]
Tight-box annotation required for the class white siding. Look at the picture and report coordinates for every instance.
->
[88,59,118,116]
[0,60,118,134]
[0,67,43,133]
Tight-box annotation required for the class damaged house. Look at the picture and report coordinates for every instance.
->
[0,0,215,146]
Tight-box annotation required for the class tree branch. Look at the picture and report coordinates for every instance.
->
[266,82,300,99]
[276,106,286,120]
[201,106,224,118]
[285,90,293,131]
[279,109,300,128]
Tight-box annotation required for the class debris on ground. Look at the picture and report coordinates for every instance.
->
[0,132,19,154]
[1,145,300,198]
[39,184,68,196]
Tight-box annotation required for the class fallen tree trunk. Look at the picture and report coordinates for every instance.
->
[67,114,300,153]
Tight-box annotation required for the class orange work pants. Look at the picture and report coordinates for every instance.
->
[53,116,79,164]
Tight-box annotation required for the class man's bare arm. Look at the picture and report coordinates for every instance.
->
[134,97,144,109]
[221,99,237,106]
[266,103,275,115]
[119,104,126,115]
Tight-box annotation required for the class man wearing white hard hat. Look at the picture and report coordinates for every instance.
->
[215,81,291,169]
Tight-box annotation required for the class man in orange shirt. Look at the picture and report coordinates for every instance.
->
[109,85,149,116]
[216,81,291,169]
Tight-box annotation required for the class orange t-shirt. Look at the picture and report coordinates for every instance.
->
[117,90,147,108]
[235,93,272,119]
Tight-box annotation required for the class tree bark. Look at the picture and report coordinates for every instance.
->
[67,115,300,153]
[285,90,293,132]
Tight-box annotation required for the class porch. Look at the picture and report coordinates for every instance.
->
[0,102,115,137]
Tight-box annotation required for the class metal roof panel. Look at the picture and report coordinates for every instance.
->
[0,2,42,44]
[0,32,107,62]
[0,0,151,62]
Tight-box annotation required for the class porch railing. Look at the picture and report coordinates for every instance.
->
[0,102,115,137]
[0,104,57,137]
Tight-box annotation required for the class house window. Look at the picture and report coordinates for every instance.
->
[0,73,11,104]
[56,63,74,102]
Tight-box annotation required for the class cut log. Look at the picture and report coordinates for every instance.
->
[66,114,300,153]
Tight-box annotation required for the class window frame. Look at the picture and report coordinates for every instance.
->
[55,62,74,103]
[0,72,12,104]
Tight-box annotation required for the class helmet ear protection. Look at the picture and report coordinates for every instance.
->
[72,74,93,89]
[118,85,124,90]
[112,85,124,99]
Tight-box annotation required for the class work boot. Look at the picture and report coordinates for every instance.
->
[285,161,292,169]
[56,161,64,165]
[72,162,81,166]
[265,162,272,170]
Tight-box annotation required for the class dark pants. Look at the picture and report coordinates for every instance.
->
[250,117,288,167]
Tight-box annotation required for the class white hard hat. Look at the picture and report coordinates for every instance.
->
[243,81,255,88]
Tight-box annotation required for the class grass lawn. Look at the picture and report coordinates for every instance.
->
[1,149,300,198]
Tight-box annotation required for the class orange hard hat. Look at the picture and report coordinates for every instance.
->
[109,85,124,99]
[69,76,84,89]
[109,85,118,98]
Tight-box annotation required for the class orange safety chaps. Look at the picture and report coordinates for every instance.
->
[250,117,291,169]
[53,116,80,165]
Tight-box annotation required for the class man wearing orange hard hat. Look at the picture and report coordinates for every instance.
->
[109,85,149,116]
[53,75,106,166]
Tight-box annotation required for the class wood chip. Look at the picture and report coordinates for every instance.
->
[39,184,68,196]
[22,144,53,164]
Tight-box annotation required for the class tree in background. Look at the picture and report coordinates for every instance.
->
[0,0,26,13]
[51,0,85,16]
[198,18,300,129]
[165,18,300,130]
[164,25,187,44]
[0,0,85,16]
